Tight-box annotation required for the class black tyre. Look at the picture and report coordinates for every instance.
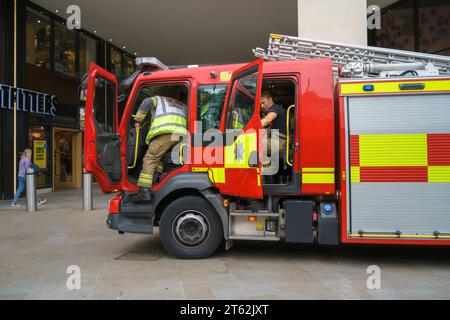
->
[159,196,223,259]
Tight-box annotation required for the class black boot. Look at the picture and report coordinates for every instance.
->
[132,187,153,203]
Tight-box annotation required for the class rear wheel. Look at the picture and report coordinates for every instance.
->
[159,196,223,259]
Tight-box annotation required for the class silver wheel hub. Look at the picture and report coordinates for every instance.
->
[174,211,209,246]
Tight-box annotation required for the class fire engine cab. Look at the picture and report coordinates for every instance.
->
[83,34,450,259]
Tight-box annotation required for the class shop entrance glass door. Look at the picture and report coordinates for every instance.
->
[53,128,82,189]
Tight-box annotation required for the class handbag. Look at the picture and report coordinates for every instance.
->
[30,163,41,175]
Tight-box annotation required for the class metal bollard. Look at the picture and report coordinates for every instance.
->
[26,168,37,212]
[83,172,93,211]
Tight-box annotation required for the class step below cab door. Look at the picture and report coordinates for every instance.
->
[212,59,264,199]
[84,64,122,192]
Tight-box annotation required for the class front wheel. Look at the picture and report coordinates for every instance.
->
[159,196,223,259]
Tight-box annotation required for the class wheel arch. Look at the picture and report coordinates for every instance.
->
[153,173,229,240]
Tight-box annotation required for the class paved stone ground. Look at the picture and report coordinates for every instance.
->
[1,186,450,300]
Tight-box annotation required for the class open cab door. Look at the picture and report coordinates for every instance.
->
[84,64,122,192]
[213,59,264,199]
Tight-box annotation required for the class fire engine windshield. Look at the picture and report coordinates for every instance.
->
[197,84,227,132]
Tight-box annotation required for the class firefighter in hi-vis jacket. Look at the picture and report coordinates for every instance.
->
[133,95,187,202]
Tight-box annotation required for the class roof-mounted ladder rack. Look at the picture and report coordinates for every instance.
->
[253,34,450,78]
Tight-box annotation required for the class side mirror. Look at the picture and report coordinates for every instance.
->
[79,73,89,101]
[79,88,87,102]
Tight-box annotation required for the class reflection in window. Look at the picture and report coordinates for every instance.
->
[123,55,135,79]
[110,47,122,81]
[197,84,227,132]
[371,0,450,56]
[79,33,97,77]
[436,48,450,56]
[94,77,117,134]
[418,0,450,54]
[55,131,74,183]
[374,1,415,51]
[227,73,257,130]
[55,22,76,76]
[26,9,51,69]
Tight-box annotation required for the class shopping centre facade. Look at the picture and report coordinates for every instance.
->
[1,0,137,198]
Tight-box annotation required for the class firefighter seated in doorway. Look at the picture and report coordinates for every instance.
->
[260,91,287,165]
[132,92,187,202]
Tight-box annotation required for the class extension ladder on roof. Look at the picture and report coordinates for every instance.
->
[253,34,450,78]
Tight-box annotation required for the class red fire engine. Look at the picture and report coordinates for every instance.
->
[83,34,450,259]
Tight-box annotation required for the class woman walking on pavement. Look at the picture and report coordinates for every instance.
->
[11,148,47,207]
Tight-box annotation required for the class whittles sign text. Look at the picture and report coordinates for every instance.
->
[0,84,57,116]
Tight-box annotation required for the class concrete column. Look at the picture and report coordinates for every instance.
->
[297,0,368,45]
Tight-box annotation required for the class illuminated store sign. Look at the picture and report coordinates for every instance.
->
[0,84,57,116]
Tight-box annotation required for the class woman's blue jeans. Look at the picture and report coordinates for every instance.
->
[12,176,26,204]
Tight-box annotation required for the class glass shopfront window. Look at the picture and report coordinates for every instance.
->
[123,55,136,78]
[26,9,51,69]
[373,1,415,51]
[110,47,122,81]
[54,129,76,186]
[436,48,450,56]
[55,22,76,77]
[371,0,450,57]
[28,126,50,188]
[79,33,98,77]
[0,16,3,83]
[418,0,450,55]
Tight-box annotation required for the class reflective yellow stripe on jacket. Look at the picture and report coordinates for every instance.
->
[146,115,187,144]
[144,96,188,144]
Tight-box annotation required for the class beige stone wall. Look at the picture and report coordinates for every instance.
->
[298,0,368,45]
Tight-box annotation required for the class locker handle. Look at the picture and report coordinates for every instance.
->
[399,83,425,90]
